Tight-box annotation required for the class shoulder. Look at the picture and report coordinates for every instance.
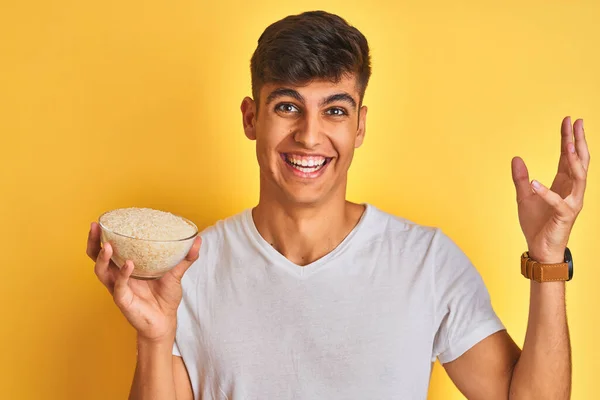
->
[181,209,250,283]
[199,209,248,243]
[364,204,440,252]
[364,204,472,274]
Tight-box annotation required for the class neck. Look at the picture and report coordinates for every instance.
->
[252,195,365,266]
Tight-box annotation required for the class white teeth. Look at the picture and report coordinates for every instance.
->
[298,166,318,173]
[285,155,327,172]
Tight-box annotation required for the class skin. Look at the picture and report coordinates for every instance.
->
[240,76,368,266]
[87,230,200,400]
[87,72,590,399]
[445,117,589,399]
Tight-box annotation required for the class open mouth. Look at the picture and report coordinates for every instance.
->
[281,153,331,174]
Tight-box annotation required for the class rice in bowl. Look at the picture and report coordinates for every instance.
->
[98,207,198,279]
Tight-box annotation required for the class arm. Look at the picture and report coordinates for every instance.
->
[128,339,194,400]
[445,116,588,399]
[443,331,520,399]
[510,278,570,399]
[173,356,195,400]
[86,222,202,400]
[444,279,570,399]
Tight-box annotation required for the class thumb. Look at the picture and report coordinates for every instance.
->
[170,236,202,282]
[511,156,532,203]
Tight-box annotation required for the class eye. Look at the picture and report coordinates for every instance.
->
[325,107,348,117]
[275,103,300,114]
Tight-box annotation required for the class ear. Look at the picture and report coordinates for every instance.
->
[241,97,257,140]
[354,105,368,148]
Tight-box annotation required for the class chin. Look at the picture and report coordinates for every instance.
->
[280,185,331,207]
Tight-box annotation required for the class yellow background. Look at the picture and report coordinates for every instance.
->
[1,0,598,398]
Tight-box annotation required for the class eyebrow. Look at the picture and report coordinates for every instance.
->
[320,93,357,110]
[265,88,305,106]
[264,88,358,110]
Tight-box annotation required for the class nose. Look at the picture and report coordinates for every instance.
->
[293,112,322,149]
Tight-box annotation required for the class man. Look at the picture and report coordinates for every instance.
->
[87,11,590,400]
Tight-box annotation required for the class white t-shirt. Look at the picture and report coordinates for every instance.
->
[173,204,504,399]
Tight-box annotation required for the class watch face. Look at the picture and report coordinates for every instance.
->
[565,247,573,281]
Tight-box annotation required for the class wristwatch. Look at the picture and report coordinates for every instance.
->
[521,247,573,282]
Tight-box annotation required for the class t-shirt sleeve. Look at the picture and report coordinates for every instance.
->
[172,340,182,357]
[172,262,199,359]
[431,229,505,364]
[171,230,211,365]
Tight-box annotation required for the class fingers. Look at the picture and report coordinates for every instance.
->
[170,236,202,282]
[560,116,573,156]
[555,116,573,176]
[86,222,102,261]
[184,236,203,262]
[565,138,587,206]
[531,180,576,222]
[95,242,117,294]
[573,118,590,172]
[511,157,532,204]
[113,260,135,311]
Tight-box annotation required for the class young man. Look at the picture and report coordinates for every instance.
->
[87,11,590,400]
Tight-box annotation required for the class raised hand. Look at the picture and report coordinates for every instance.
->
[87,222,202,341]
[511,117,590,262]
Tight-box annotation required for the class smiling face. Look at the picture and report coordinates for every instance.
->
[241,74,367,207]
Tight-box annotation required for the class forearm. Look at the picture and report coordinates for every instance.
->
[129,335,177,400]
[509,269,571,399]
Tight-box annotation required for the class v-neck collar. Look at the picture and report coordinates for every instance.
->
[242,204,372,277]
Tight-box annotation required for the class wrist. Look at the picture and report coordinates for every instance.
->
[137,334,175,357]
[137,329,176,348]
[527,249,565,264]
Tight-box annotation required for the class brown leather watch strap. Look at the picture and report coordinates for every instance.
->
[521,252,570,282]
